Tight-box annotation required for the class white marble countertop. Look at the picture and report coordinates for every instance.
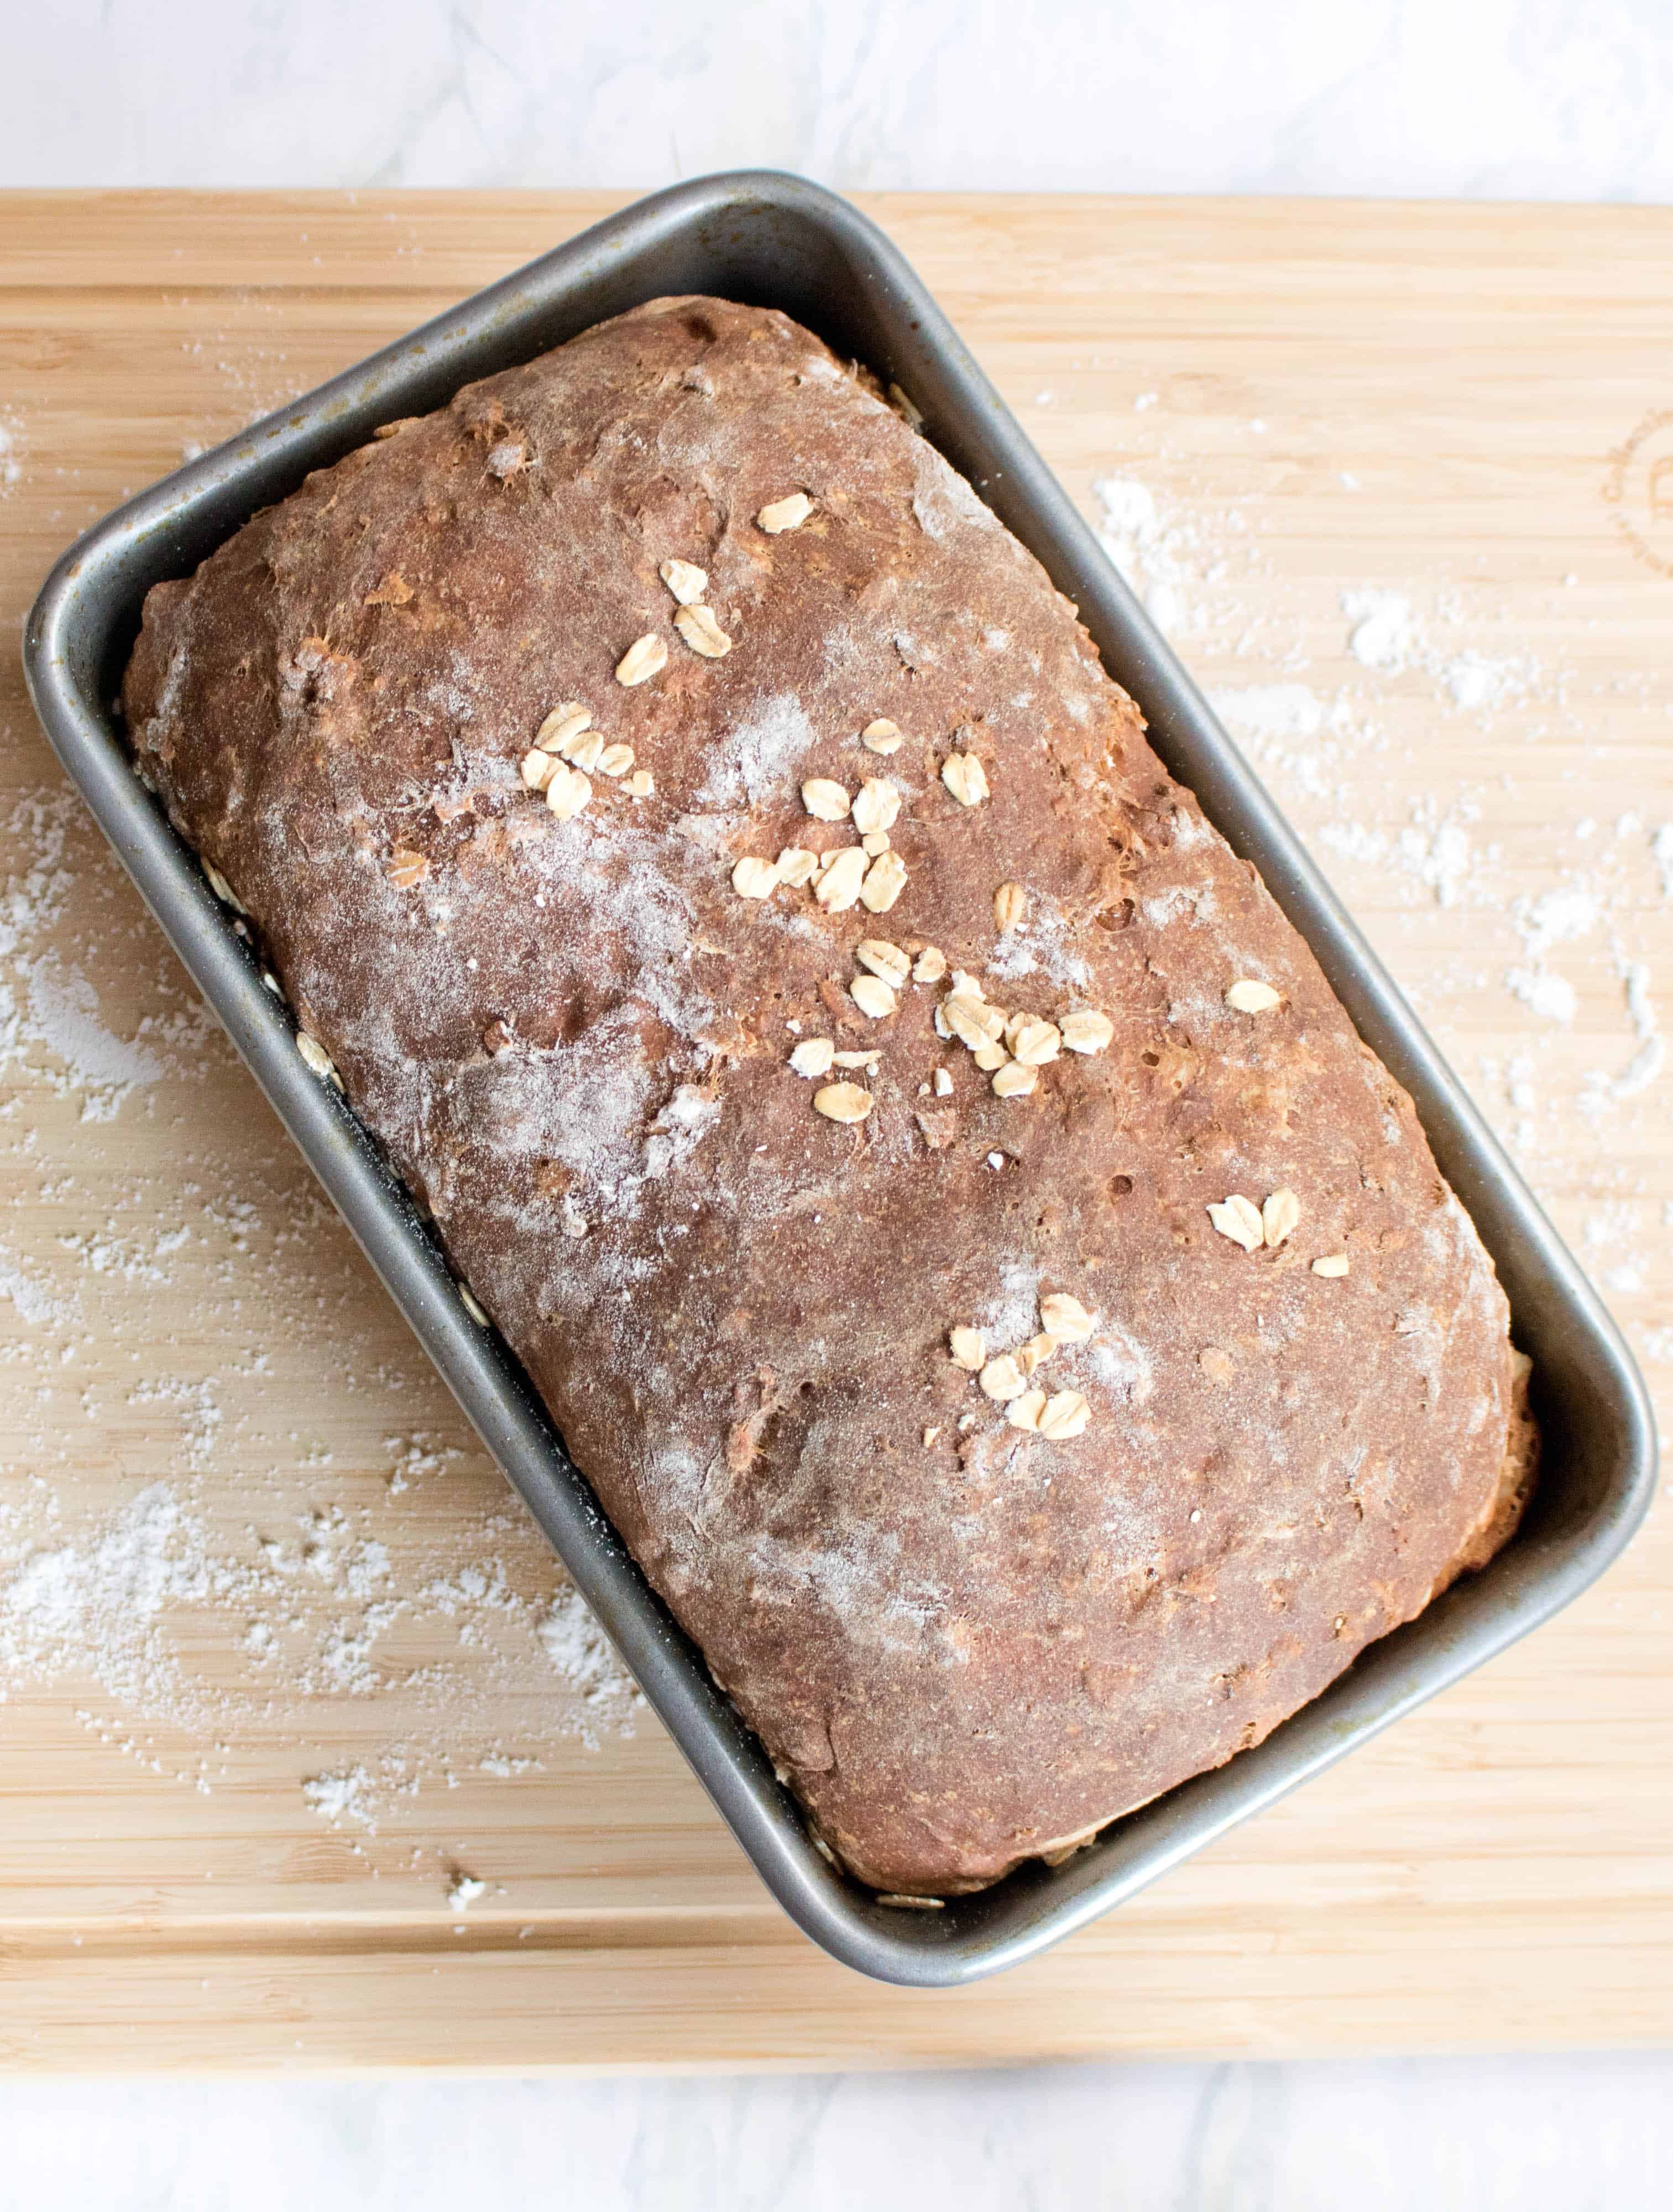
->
[7,0,1673,201]
[3,2053,1671,2209]
[3,2,1670,2203]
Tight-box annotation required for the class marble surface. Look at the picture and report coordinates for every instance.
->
[3,2,1671,2202]
[2,2054,1671,2209]
[2,0,1672,200]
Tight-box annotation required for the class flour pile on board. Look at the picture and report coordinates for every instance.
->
[1210,684,1325,741]
[0,1243,74,1328]
[1342,587,1536,713]
[1343,588,1422,672]
[1092,473,1248,637]
[445,1870,488,1911]
[302,1765,377,1830]
[1504,884,1602,1027]
[0,788,220,1119]
[537,1585,646,1749]
[0,1485,256,1754]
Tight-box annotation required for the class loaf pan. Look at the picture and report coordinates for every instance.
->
[24,172,1657,1987]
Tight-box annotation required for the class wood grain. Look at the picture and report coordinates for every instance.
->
[0,192,1669,2070]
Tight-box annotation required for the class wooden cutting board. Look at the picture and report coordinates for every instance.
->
[1,192,1670,2071]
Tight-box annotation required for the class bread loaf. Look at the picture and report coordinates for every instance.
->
[121,296,1535,1896]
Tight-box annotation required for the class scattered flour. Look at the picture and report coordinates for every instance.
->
[1608,961,1664,1102]
[25,955,166,1116]
[1210,684,1325,740]
[1653,825,1673,900]
[1502,883,1601,1027]
[537,1586,646,1749]
[61,1222,191,1289]
[384,1433,454,1495]
[1515,884,1601,959]
[0,789,218,1119]
[1397,810,1478,909]
[0,1244,74,1327]
[1091,473,1224,635]
[1318,802,1480,909]
[1086,1324,1156,1407]
[1341,590,1536,717]
[0,1485,243,1722]
[1343,588,1421,674]
[0,1441,645,1839]
[1504,967,1578,1026]
[1444,650,1528,714]
[129,1377,223,1471]
[0,411,21,493]
[303,1766,377,1830]
[1094,474,1163,572]
[478,1750,537,1777]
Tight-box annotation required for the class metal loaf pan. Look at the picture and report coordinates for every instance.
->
[24,173,1658,1987]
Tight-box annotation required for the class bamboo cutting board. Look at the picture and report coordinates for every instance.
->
[1,192,1670,2071]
